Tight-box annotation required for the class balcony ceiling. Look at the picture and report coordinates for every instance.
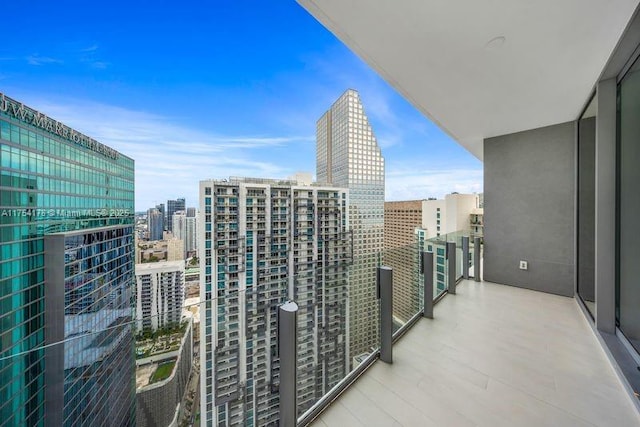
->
[298,0,640,160]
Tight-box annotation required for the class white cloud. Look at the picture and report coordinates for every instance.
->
[26,55,63,66]
[80,44,99,52]
[11,89,483,211]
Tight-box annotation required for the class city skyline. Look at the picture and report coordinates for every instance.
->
[0,2,482,210]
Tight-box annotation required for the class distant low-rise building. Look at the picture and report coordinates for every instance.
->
[137,238,185,263]
[166,238,184,262]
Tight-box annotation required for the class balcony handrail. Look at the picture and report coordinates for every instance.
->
[297,286,452,426]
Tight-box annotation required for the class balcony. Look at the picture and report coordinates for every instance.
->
[309,279,639,426]
[266,230,640,426]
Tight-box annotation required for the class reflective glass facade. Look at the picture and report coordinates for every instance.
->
[0,93,135,426]
[166,198,185,233]
[44,227,135,426]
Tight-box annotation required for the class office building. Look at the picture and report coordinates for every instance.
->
[45,226,135,426]
[147,207,164,241]
[316,89,384,361]
[186,207,197,218]
[295,1,640,423]
[199,177,350,426]
[156,202,166,231]
[0,92,135,426]
[135,260,185,333]
[166,198,185,233]
[383,200,423,323]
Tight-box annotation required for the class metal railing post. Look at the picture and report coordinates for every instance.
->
[279,301,298,427]
[474,237,482,282]
[462,236,470,280]
[447,241,457,294]
[422,251,434,319]
[378,266,393,364]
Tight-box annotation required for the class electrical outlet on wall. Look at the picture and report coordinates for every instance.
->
[519,260,528,270]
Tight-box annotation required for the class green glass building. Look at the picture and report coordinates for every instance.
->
[0,92,135,426]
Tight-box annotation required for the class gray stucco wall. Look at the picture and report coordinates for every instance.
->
[136,319,193,427]
[484,121,576,296]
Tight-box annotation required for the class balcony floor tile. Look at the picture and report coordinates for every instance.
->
[312,280,640,427]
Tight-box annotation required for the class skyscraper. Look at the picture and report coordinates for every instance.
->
[199,177,350,426]
[147,207,164,241]
[0,92,135,426]
[173,211,198,258]
[166,197,185,233]
[316,89,385,361]
[155,202,165,231]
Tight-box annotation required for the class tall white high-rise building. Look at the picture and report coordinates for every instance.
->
[316,89,385,361]
[135,260,185,332]
[173,211,198,258]
[199,177,351,426]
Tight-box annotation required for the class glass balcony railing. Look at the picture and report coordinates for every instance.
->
[0,231,482,427]
[425,229,483,292]
[380,243,422,336]
[298,230,482,425]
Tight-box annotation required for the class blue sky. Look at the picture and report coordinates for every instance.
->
[1,1,482,210]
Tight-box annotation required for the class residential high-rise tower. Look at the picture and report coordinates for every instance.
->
[199,177,350,426]
[135,260,185,333]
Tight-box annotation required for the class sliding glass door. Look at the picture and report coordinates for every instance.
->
[617,55,640,352]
